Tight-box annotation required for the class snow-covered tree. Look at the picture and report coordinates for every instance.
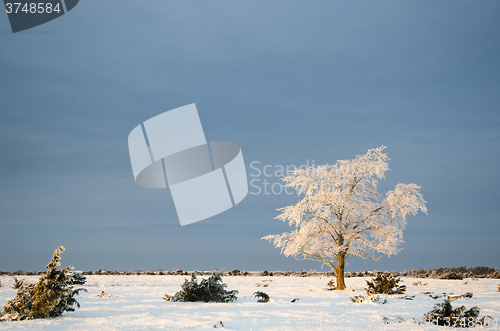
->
[263,146,427,290]
[1,246,87,321]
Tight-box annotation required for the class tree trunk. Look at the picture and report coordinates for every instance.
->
[336,253,346,290]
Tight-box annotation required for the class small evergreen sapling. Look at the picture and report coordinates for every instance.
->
[365,272,406,295]
[166,271,238,303]
[1,246,87,321]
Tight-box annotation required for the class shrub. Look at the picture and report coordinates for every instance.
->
[439,272,463,280]
[0,246,87,321]
[413,269,430,278]
[365,272,406,295]
[327,279,335,290]
[166,271,238,303]
[452,266,468,274]
[350,295,365,303]
[229,269,240,276]
[350,295,387,304]
[424,299,491,327]
[469,266,497,277]
[251,291,270,303]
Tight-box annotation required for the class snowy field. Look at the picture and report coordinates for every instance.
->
[0,275,499,330]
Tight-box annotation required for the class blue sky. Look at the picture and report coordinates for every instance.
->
[0,1,499,272]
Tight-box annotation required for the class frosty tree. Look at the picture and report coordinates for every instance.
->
[263,146,427,290]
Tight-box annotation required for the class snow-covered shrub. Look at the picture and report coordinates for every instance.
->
[439,272,463,280]
[213,321,224,328]
[327,279,336,290]
[251,291,270,303]
[424,299,491,327]
[350,295,365,303]
[167,271,238,303]
[365,272,406,295]
[370,295,388,304]
[399,295,415,300]
[350,295,386,304]
[0,246,87,321]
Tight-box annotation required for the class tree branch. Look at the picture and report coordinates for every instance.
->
[352,206,385,231]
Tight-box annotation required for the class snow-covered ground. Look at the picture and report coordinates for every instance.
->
[0,275,499,330]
